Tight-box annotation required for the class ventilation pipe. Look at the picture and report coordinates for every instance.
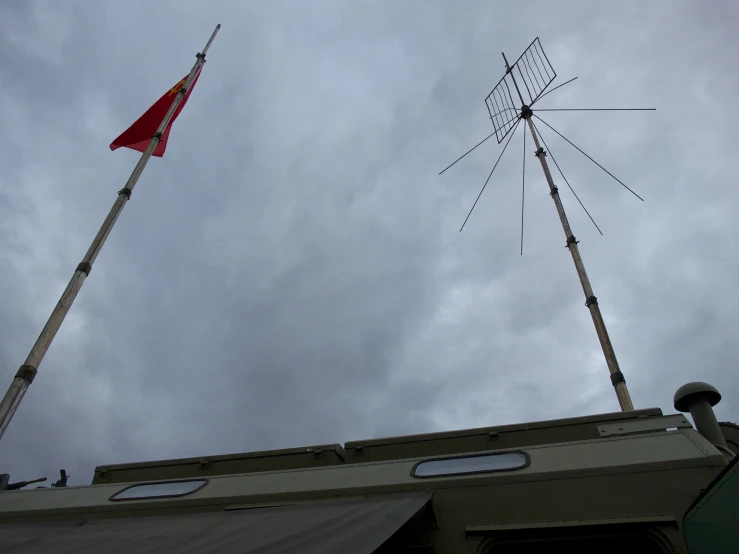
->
[674,382,733,459]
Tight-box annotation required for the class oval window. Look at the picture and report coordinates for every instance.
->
[109,479,207,501]
[411,451,529,478]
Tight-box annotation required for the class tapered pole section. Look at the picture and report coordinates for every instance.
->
[522,110,634,411]
[0,25,221,443]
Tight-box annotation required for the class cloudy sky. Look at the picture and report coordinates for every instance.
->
[0,0,737,486]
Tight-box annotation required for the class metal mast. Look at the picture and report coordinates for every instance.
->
[443,38,650,412]
[521,110,634,411]
[0,25,221,443]
[501,49,634,412]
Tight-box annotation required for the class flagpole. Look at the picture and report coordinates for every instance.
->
[0,24,221,443]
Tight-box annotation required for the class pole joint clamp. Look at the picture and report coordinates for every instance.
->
[15,365,37,384]
[550,185,559,197]
[585,295,598,307]
[535,147,546,158]
[118,187,132,200]
[151,132,163,140]
[610,371,626,385]
[76,262,92,275]
[565,235,579,248]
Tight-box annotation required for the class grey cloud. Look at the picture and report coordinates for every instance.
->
[0,0,737,487]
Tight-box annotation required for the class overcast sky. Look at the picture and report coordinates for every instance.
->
[0,1,737,486]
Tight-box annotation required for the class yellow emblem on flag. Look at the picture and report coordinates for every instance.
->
[168,79,186,96]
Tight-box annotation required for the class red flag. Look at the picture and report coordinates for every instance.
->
[110,68,202,157]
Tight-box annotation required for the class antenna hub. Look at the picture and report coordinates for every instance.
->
[521,105,533,119]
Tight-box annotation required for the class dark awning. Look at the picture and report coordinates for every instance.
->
[0,491,433,554]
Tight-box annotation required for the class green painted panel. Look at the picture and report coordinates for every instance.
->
[684,455,739,554]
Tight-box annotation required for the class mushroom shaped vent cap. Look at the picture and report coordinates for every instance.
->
[674,382,722,412]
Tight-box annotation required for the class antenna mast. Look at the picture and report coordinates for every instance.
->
[501,44,634,411]
[523,112,633,411]
[443,38,652,412]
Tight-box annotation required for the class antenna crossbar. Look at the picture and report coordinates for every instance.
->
[460,118,522,232]
[534,115,644,201]
[530,119,602,235]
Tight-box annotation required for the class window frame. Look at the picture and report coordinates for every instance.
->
[410,450,530,479]
[108,478,209,501]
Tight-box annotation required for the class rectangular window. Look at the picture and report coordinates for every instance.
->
[411,452,528,478]
[109,479,207,501]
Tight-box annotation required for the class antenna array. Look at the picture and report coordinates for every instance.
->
[441,38,656,412]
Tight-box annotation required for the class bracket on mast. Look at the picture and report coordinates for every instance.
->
[611,372,626,385]
[14,365,37,384]
[76,262,92,275]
